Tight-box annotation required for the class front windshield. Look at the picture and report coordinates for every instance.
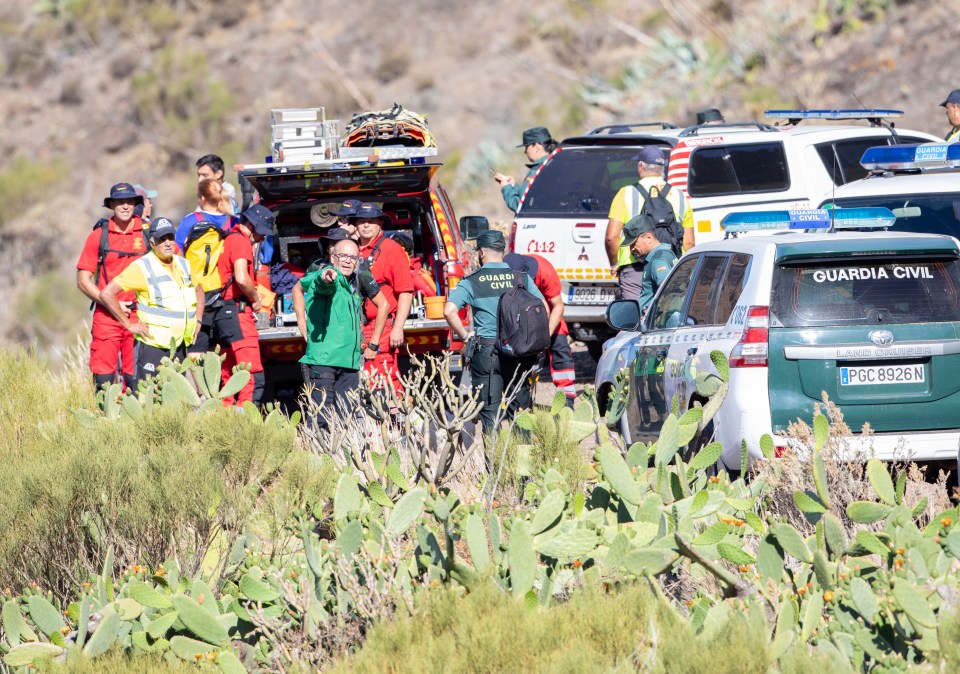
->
[518,146,671,216]
[823,192,960,238]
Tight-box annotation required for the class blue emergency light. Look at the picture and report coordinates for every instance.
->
[860,143,960,171]
[721,209,831,233]
[763,109,904,120]
[721,207,896,234]
[828,207,897,230]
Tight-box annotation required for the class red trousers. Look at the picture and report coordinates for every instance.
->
[362,319,403,394]
[220,308,263,406]
[89,311,135,380]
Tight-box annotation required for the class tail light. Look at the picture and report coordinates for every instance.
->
[508,221,517,252]
[729,306,769,368]
[445,261,465,290]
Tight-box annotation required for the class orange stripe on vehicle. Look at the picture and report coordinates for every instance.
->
[696,219,712,233]
[430,192,458,259]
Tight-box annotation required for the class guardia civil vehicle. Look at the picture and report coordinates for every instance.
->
[512,110,938,354]
[819,142,960,240]
[597,208,960,473]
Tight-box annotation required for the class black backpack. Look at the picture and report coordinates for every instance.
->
[636,183,684,257]
[496,272,551,358]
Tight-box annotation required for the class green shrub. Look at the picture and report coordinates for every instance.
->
[328,582,683,674]
[0,349,309,598]
[0,156,68,226]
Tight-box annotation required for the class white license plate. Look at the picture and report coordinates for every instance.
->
[567,286,616,304]
[839,364,925,386]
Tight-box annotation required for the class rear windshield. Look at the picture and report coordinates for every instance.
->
[687,141,789,197]
[814,135,933,185]
[517,146,671,216]
[823,192,960,239]
[772,257,960,327]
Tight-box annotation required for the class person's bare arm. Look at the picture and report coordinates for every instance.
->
[546,294,564,335]
[77,269,101,304]
[193,285,204,342]
[390,291,413,348]
[683,227,695,253]
[367,291,390,359]
[233,259,261,313]
[292,281,307,340]
[443,302,470,341]
[99,280,150,339]
[605,218,624,270]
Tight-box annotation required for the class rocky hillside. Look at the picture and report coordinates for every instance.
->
[0,0,955,355]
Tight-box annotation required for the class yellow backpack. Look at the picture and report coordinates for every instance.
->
[183,215,232,306]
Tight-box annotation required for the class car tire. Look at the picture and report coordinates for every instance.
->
[686,419,718,477]
[586,341,604,363]
[619,412,633,447]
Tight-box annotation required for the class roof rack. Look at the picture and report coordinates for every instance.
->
[764,109,904,128]
[679,122,778,137]
[586,122,679,134]
[235,146,438,173]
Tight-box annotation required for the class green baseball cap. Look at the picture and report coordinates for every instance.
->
[475,229,506,251]
[620,214,656,247]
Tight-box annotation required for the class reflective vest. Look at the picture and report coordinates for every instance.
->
[616,178,686,267]
[134,253,199,350]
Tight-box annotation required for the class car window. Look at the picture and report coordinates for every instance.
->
[648,256,698,331]
[825,192,960,239]
[772,257,960,327]
[687,142,789,197]
[713,253,752,324]
[814,135,932,186]
[518,146,669,216]
[685,255,728,326]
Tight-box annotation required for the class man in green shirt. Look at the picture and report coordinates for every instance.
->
[620,214,678,314]
[494,126,557,213]
[293,239,389,422]
[443,230,545,435]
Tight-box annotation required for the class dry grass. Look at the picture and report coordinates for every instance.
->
[753,396,952,537]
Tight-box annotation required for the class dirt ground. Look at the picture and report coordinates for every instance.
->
[533,341,599,406]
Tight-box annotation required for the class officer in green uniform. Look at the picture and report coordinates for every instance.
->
[620,213,678,314]
[443,230,545,435]
[940,89,960,142]
[494,127,557,213]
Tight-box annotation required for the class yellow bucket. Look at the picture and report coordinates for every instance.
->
[424,295,446,319]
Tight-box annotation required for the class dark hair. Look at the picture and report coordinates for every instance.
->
[543,139,559,153]
[195,154,225,175]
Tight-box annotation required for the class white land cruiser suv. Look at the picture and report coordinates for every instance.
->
[512,111,939,354]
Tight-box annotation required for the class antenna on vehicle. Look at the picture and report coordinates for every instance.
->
[850,90,899,135]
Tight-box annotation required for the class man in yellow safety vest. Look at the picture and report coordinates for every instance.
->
[99,218,204,385]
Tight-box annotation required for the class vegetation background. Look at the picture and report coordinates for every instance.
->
[0,0,953,354]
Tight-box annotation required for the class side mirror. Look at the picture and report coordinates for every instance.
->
[459,215,490,241]
[606,299,644,332]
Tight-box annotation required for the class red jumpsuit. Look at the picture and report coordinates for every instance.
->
[216,232,264,405]
[527,254,577,401]
[358,234,415,393]
[76,217,148,388]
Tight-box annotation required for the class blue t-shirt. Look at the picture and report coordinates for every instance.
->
[175,211,235,251]
[448,261,544,339]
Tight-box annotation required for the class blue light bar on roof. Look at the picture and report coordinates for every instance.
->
[763,109,904,120]
[721,209,831,233]
[829,207,897,230]
[721,208,897,233]
[860,143,960,171]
